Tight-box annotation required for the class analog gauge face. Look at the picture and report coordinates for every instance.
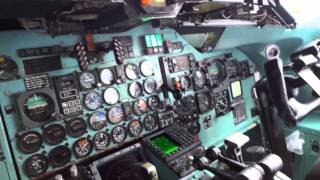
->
[185,95,198,112]
[140,60,154,77]
[108,106,125,124]
[143,78,157,94]
[133,99,148,115]
[93,131,111,150]
[180,76,191,90]
[187,121,201,135]
[48,145,71,167]
[84,91,102,110]
[214,90,230,115]
[174,99,189,115]
[128,82,143,98]
[18,131,43,154]
[196,93,212,114]
[194,70,207,89]
[73,138,93,158]
[125,63,139,80]
[43,124,66,145]
[148,95,161,111]
[23,93,54,122]
[174,95,197,115]
[79,72,96,89]
[208,60,227,85]
[100,68,114,85]
[103,87,120,105]
[0,56,18,80]
[89,111,107,130]
[66,118,87,138]
[143,114,158,131]
[23,154,49,177]
[111,125,127,143]
[128,119,143,137]
[227,60,240,77]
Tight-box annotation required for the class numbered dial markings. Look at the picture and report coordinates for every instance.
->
[89,111,107,130]
[93,131,111,150]
[143,78,157,94]
[128,82,143,98]
[111,125,127,143]
[133,99,148,115]
[18,131,43,154]
[100,68,114,85]
[143,114,158,131]
[66,118,87,138]
[79,72,96,89]
[196,93,212,114]
[140,60,154,77]
[48,145,71,167]
[125,63,139,80]
[73,138,93,158]
[194,70,207,89]
[148,95,161,111]
[23,154,49,177]
[43,124,66,145]
[84,91,102,110]
[108,106,125,124]
[103,87,120,105]
[128,119,143,137]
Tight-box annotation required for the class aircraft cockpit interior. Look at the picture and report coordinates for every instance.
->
[1,0,320,180]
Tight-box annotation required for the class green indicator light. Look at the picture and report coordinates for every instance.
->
[151,35,157,47]
[151,134,179,155]
[145,35,152,48]
[231,80,242,98]
[155,34,163,46]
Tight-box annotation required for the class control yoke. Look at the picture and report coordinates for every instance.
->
[264,40,320,126]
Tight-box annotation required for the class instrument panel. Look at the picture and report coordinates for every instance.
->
[0,24,257,180]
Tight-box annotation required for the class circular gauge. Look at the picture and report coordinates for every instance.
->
[140,60,154,77]
[214,90,230,115]
[89,111,107,130]
[48,145,71,167]
[128,82,143,98]
[108,106,125,124]
[43,124,66,145]
[186,121,201,135]
[73,138,93,158]
[100,68,114,85]
[194,70,207,89]
[79,72,96,89]
[23,154,49,177]
[23,93,54,122]
[0,56,18,80]
[125,63,139,80]
[174,99,189,115]
[128,120,143,137]
[143,114,158,131]
[196,93,212,113]
[93,131,111,150]
[180,76,191,90]
[111,125,127,143]
[148,96,161,111]
[84,91,102,110]
[185,95,198,112]
[66,118,87,138]
[17,131,43,154]
[133,99,148,115]
[208,60,227,85]
[227,60,240,77]
[103,87,120,105]
[143,78,157,94]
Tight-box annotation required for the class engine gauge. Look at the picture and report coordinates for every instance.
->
[186,121,201,135]
[194,69,207,89]
[140,60,154,77]
[133,99,148,115]
[128,82,143,98]
[100,68,114,85]
[227,60,240,78]
[84,91,102,110]
[79,72,96,89]
[180,76,191,90]
[125,63,139,80]
[214,90,230,115]
[111,125,127,143]
[89,111,107,130]
[208,60,227,85]
[185,95,198,112]
[143,114,158,131]
[93,131,111,150]
[108,106,125,124]
[66,118,87,138]
[23,154,49,177]
[196,92,212,114]
[23,93,54,122]
[17,131,43,154]
[103,87,120,105]
[43,124,66,145]
[73,137,93,158]
[148,95,161,111]
[48,145,71,167]
[128,119,143,137]
[143,78,157,94]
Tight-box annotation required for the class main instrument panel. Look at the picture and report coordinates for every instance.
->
[0,24,258,180]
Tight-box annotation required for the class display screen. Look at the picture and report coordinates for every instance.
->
[151,134,179,155]
[208,64,220,75]
[231,80,242,98]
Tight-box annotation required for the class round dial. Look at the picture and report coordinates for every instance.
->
[48,145,71,167]
[103,87,120,105]
[186,121,201,135]
[23,93,54,122]
[108,106,125,124]
[128,82,143,98]
[185,95,198,112]
[79,72,96,89]
[227,60,240,77]
[194,70,207,89]
[100,68,114,85]
[148,95,161,111]
[196,93,212,113]
[43,124,66,145]
[111,125,127,143]
[89,111,107,130]
[180,76,191,90]
[128,120,143,137]
[208,60,227,85]
[174,95,197,116]
[17,131,43,154]
[84,91,102,110]
[140,60,154,77]
[214,90,230,115]
[143,114,158,131]
[73,138,93,158]
[125,64,139,80]
[133,99,148,115]
[0,56,18,80]
[66,118,87,138]
[93,131,111,150]
[23,154,49,177]
[143,78,157,94]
